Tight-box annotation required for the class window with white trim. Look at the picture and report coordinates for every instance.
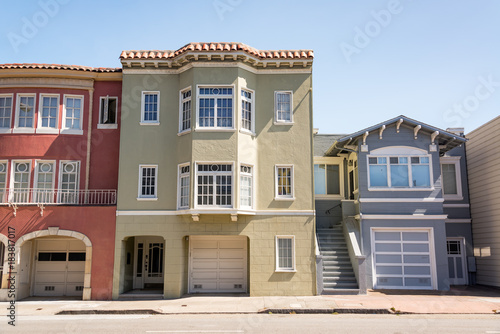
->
[198,87,233,129]
[241,89,254,132]
[99,96,118,127]
[179,88,191,132]
[16,94,35,129]
[178,164,190,209]
[0,95,13,129]
[138,165,157,199]
[240,165,253,208]
[63,95,83,131]
[11,161,31,203]
[38,95,59,130]
[314,164,340,195]
[35,161,55,203]
[274,91,292,123]
[196,163,232,207]
[275,165,294,199]
[440,157,462,200]
[141,92,159,123]
[368,155,431,189]
[59,161,80,204]
[0,162,7,202]
[276,236,295,271]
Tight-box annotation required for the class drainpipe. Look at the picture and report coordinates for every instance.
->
[85,86,94,192]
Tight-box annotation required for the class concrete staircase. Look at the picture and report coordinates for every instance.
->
[317,225,359,294]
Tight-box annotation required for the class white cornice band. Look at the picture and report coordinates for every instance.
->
[116,209,315,216]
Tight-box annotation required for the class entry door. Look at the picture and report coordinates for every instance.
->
[447,238,467,285]
[134,237,164,289]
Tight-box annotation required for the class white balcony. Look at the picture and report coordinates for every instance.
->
[0,188,117,205]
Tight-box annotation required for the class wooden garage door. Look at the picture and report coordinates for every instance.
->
[34,238,86,296]
[189,236,247,293]
[372,229,435,289]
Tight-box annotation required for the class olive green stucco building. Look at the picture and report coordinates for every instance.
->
[112,43,316,299]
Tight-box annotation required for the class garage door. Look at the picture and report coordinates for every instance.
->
[189,236,247,293]
[372,229,435,289]
[34,238,86,296]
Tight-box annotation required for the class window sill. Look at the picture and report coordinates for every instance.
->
[60,129,84,135]
[275,269,296,273]
[36,128,59,134]
[97,124,118,129]
[239,129,256,136]
[273,121,294,126]
[443,195,464,201]
[139,122,160,126]
[178,129,191,136]
[368,187,434,191]
[195,127,236,132]
[274,197,295,201]
[315,195,344,199]
[136,197,158,201]
[12,128,35,134]
[0,128,11,134]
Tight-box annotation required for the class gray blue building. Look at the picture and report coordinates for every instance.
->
[314,116,474,294]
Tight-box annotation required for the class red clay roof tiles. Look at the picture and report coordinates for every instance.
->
[120,42,314,61]
[0,63,121,72]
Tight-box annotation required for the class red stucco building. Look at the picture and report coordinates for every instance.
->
[0,64,121,300]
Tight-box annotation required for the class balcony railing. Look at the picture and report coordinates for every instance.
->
[0,188,117,205]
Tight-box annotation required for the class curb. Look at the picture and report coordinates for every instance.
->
[260,308,393,314]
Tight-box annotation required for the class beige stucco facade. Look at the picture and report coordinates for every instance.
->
[113,44,315,299]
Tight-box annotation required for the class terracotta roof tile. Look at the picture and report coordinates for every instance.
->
[120,42,314,61]
[0,63,121,72]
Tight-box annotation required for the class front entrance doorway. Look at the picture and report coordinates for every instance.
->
[447,238,468,285]
[133,236,164,289]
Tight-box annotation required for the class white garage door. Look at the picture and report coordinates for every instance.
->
[372,229,435,289]
[34,238,86,296]
[189,236,247,293]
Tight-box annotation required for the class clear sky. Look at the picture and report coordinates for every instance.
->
[1,0,499,135]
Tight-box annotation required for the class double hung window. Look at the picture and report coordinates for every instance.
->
[138,165,157,199]
[99,96,118,128]
[178,164,190,209]
[38,95,59,130]
[276,236,295,271]
[63,95,83,133]
[240,165,253,208]
[440,157,462,200]
[275,165,294,199]
[141,92,160,124]
[15,94,35,130]
[274,91,292,123]
[0,95,13,131]
[241,89,254,133]
[179,88,191,133]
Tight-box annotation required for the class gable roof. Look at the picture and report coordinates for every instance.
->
[325,115,467,156]
[314,134,346,157]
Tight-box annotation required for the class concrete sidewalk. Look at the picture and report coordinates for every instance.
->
[4,286,500,316]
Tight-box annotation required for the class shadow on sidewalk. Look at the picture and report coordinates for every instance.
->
[371,285,500,297]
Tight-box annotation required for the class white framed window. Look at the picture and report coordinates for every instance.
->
[14,94,36,133]
[10,160,31,203]
[0,161,7,202]
[314,163,341,196]
[275,235,295,272]
[275,165,294,200]
[62,95,84,134]
[241,89,254,133]
[274,91,293,124]
[440,157,463,200]
[195,163,233,207]
[141,91,160,124]
[179,88,191,133]
[0,94,13,132]
[37,94,59,133]
[98,96,118,129]
[34,160,55,203]
[59,161,80,204]
[197,86,234,129]
[178,163,190,209]
[240,164,253,209]
[138,165,158,200]
[368,148,432,190]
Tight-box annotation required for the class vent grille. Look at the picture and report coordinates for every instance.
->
[194,284,202,289]
[44,286,55,291]
[75,286,84,291]
[234,284,243,289]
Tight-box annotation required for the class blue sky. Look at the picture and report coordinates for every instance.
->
[1,0,499,135]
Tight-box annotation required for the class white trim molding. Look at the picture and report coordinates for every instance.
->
[359,198,444,203]
[361,214,448,220]
[445,219,472,223]
[116,209,316,216]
